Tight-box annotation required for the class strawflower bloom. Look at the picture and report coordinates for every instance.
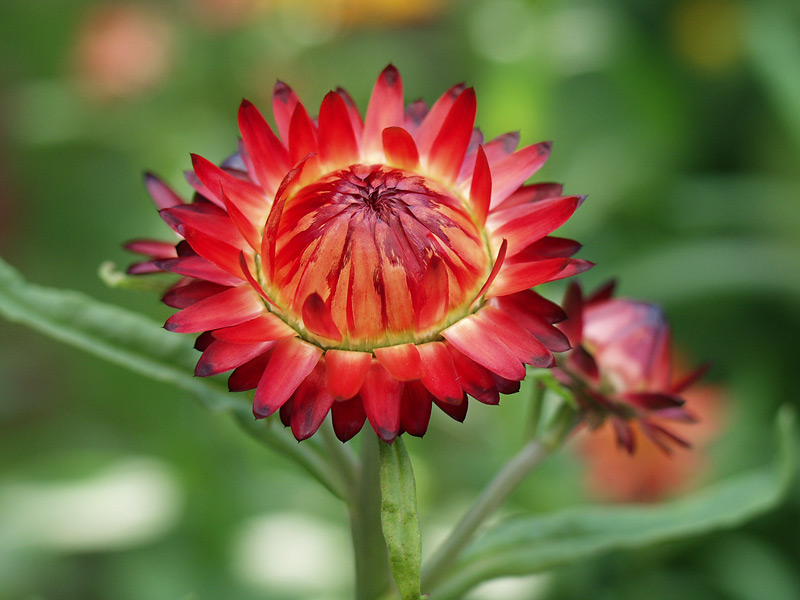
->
[556,281,707,453]
[127,66,590,443]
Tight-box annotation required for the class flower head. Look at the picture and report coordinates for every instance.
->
[128,66,590,442]
[556,281,708,453]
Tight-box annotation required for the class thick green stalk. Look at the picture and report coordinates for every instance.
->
[350,434,392,600]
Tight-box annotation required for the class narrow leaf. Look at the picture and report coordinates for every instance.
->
[380,436,423,600]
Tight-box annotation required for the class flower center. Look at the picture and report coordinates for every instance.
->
[266,164,490,349]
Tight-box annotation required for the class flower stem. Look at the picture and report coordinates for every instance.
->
[350,433,392,600]
[421,406,579,592]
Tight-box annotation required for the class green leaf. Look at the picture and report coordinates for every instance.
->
[0,256,348,500]
[430,407,796,600]
[379,437,422,600]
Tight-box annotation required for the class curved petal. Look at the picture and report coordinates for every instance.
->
[363,65,404,158]
[254,337,322,418]
[165,285,263,333]
[360,361,404,443]
[326,349,372,400]
[374,343,423,382]
[290,362,335,441]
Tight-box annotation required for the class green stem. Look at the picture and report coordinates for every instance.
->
[321,419,359,492]
[421,408,579,593]
[350,434,392,600]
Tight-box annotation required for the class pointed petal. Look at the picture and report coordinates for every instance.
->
[238,99,291,196]
[417,341,463,403]
[254,338,322,418]
[374,343,423,382]
[144,172,184,209]
[228,352,271,392]
[494,182,565,211]
[489,141,552,207]
[623,392,686,411]
[165,285,264,333]
[302,292,342,341]
[491,196,583,257]
[560,281,584,347]
[160,203,243,245]
[442,315,525,381]
[495,294,571,351]
[415,82,466,157]
[272,80,299,143]
[326,349,372,400]
[469,145,492,226]
[416,256,449,330]
[400,381,432,437]
[336,87,364,142]
[213,313,296,343]
[434,393,468,422]
[382,126,420,171]
[196,339,275,377]
[448,345,500,405]
[470,239,507,305]
[154,254,242,286]
[162,280,229,309]
[318,91,359,167]
[426,88,476,183]
[190,154,266,219]
[488,258,592,298]
[363,65,404,157]
[331,395,367,442]
[290,362,335,440]
[360,361,403,443]
[181,227,246,279]
[288,102,318,166]
[473,306,554,368]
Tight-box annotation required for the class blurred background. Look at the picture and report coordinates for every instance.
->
[1,0,799,598]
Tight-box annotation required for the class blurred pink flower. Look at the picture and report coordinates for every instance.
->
[72,4,174,101]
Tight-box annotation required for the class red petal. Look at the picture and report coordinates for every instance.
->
[190,154,266,220]
[374,343,423,382]
[144,172,184,209]
[181,227,245,279]
[331,395,367,442]
[473,306,554,368]
[623,392,686,411]
[162,280,229,309]
[495,182,565,211]
[360,361,403,443]
[416,257,449,330]
[415,82,466,158]
[165,285,264,333]
[302,292,342,341]
[560,281,585,348]
[490,142,552,208]
[196,339,274,377]
[426,88,476,183]
[434,393,468,423]
[318,91,359,167]
[442,315,525,381]
[288,102,318,166]
[509,237,583,262]
[290,362,335,441]
[154,255,242,286]
[238,99,291,196]
[495,294,571,352]
[160,203,243,245]
[417,341,463,403]
[336,87,364,142]
[469,146,492,226]
[213,313,295,343]
[124,239,177,259]
[491,196,583,257]
[326,349,372,400]
[400,381,432,437]
[254,338,322,418]
[488,258,592,298]
[228,352,271,392]
[363,65,404,157]
[448,346,500,405]
[272,80,300,143]
[382,126,420,171]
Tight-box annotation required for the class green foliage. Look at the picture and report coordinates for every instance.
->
[429,408,796,599]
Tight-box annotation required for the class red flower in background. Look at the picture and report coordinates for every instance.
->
[556,281,708,453]
[128,66,590,442]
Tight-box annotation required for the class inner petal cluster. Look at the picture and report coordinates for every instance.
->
[268,164,489,349]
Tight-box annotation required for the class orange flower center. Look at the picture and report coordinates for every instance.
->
[267,164,490,349]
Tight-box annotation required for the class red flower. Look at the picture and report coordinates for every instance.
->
[556,281,707,453]
[128,66,590,442]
